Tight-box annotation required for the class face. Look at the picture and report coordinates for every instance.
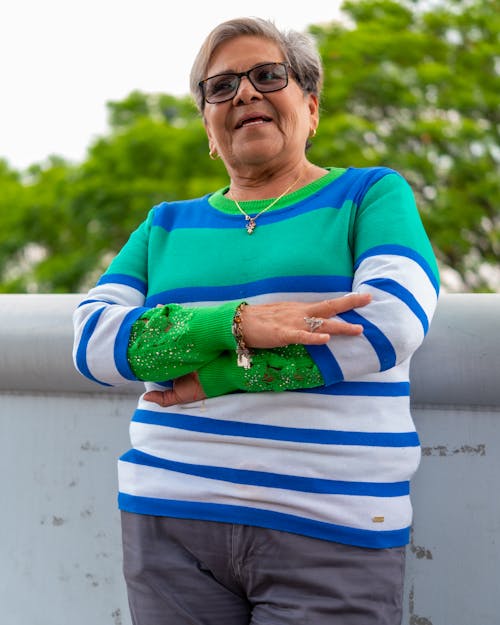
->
[202,35,319,173]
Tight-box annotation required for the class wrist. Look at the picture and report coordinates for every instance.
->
[232,302,252,369]
[188,301,245,352]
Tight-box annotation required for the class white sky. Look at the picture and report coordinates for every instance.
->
[0,0,343,170]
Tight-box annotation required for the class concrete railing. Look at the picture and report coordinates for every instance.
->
[1,293,499,625]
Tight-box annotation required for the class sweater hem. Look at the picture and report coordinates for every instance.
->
[118,492,410,549]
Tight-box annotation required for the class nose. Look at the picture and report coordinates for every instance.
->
[233,75,263,105]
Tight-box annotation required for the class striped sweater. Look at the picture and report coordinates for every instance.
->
[73,166,439,549]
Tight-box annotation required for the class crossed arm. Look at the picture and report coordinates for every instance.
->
[128,293,371,407]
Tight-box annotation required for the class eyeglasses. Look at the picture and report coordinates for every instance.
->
[199,62,290,104]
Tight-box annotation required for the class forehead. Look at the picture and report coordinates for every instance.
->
[207,35,285,76]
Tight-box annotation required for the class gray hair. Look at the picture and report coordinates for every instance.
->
[189,17,324,113]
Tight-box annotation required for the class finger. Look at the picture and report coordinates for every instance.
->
[294,317,364,344]
[143,390,177,407]
[322,319,364,335]
[308,293,371,317]
[291,329,332,345]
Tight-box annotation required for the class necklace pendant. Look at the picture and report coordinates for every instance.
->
[246,219,256,234]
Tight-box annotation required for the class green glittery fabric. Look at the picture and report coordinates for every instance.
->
[227,344,324,393]
[128,304,324,395]
[128,304,215,382]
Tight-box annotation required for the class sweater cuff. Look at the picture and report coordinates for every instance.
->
[189,301,242,353]
[198,353,242,397]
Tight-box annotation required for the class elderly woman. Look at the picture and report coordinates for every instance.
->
[73,17,439,625]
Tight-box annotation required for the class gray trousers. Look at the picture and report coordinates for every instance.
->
[121,511,405,625]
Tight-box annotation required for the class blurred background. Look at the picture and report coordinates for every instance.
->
[0,0,498,294]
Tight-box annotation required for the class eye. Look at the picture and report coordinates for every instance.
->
[255,68,281,83]
[252,64,287,88]
[209,75,237,95]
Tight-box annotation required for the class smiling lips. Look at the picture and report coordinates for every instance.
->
[236,115,273,129]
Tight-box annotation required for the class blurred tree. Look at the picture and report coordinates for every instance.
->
[310,0,499,291]
[0,0,498,292]
[0,159,32,292]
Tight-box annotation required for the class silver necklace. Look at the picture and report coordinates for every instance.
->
[230,173,303,234]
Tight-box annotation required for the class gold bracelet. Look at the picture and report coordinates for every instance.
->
[232,303,252,369]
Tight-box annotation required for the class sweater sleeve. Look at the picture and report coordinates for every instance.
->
[198,344,324,397]
[306,170,440,385]
[72,208,239,387]
[127,302,239,382]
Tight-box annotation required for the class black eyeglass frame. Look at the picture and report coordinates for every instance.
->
[199,62,291,104]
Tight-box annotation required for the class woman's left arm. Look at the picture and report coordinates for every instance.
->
[307,170,440,386]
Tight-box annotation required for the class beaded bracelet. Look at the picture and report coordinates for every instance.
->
[232,302,252,369]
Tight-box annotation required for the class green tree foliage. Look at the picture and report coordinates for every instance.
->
[310,0,499,291]
[0,0,498,292]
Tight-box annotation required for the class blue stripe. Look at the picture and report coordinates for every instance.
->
[146,275,353,306]
[150,169,394,233]
[97,273,148,295]
[120,449,409,497]
[118,494,410,549]
[78,298,117,308]
[297,381,410,397]
[335,166,397,205]
[132,409,419,447]
[354,245,440,296]
[338,310,396,371]
[362,278,429,334]
[114,307,150,380]
[151,192,345,232]
[305,344,344,386]
[75,307,112,387]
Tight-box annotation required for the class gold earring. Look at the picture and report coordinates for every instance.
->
[310,128,317,138]
[209,148,218,160]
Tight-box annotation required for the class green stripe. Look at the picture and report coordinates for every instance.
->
[148,206,354,292]
[105,210,153,282]
[352,175,439,279]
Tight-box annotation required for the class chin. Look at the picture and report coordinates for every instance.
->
[231,138,282,166]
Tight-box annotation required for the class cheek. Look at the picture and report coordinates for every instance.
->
[204,109,228,144]
[275,96,311,133]
[281,108,309,136]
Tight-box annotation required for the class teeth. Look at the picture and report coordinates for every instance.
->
[241,118,269,127]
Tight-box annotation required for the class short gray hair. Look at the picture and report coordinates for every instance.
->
[189,17,324,113]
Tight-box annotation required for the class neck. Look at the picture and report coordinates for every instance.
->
[226,160,325,201]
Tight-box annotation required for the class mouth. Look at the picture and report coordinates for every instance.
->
[235,115,273,129]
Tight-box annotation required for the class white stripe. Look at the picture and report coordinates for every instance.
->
[85,282,145,307]
[327,292,426,380]
[137,391,414,433]
[353,290,425,356]
[85,305,137,384]
[73,283,146,383]
[355,358,411,382]
[118,460,413,532]
[355,254,438,319]
[326,331,384,378]
[129,422,421,483]
[182,290,349,307]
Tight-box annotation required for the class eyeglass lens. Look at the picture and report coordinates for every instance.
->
[202,63,288,103]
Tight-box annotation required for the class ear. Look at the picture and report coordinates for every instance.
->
[307,93,319,130]
[203,118,216,151]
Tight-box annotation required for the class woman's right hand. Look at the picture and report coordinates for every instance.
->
[239,292,371,349]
